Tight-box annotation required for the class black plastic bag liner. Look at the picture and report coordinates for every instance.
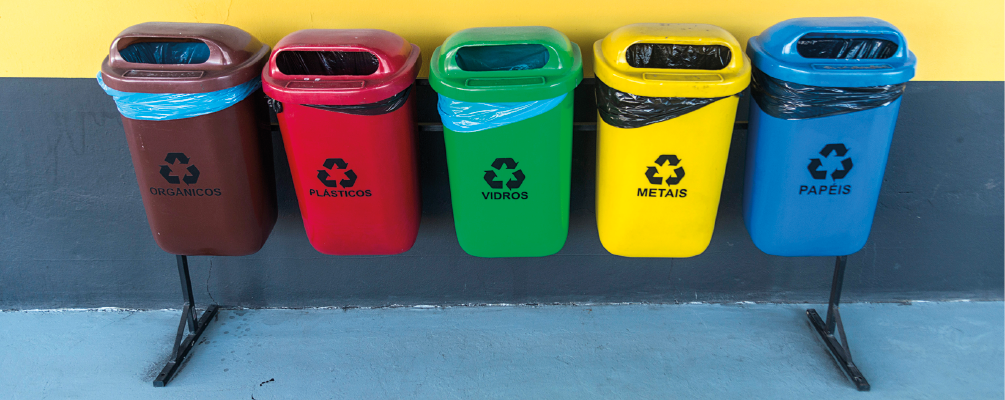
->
[303,86,412,116]
[119,41,210,64]
[750,67,906,120]
[455,44,549,71]
[595,79,729,129]
[797,36,898,59]
[626,44,731,70]
[276,51,380,75]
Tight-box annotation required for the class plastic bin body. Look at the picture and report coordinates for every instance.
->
[263,30,421,255]
[742,18,917,256]
[430,26,583,257]
[443,96,574,257]
[593,24,750,257]
[274,100,420,255]
[596,99,739,257]
[101,22,276,256]
[744,99,901,256]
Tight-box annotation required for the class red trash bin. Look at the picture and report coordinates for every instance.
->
[262,29,421,255]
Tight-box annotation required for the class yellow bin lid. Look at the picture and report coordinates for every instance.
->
[594,23,750,98]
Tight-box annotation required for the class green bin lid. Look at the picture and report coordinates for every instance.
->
[429,26,583,102]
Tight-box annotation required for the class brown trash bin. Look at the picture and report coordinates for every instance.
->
[100,22,277,256]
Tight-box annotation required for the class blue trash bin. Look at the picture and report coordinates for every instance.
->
[742,17,917,256]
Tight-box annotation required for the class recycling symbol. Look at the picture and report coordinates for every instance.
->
[159,153,199,185]
[646,155,685,186]
[484,158,525,190]
[808,144,853,180]
[317,158,357,188]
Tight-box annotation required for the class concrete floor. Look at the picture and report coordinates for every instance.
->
[0,302,1001,399]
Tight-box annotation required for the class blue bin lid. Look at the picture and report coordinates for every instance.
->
[747,17,916,87]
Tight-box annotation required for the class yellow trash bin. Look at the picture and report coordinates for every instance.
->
[594,23,750,257]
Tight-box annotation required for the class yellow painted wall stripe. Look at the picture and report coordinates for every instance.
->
[1,0,1001,80]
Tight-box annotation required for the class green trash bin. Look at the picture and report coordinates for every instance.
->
[430,26,583,257]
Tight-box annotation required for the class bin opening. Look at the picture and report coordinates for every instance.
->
[796,34,898,59]
[119,40,211,64]
[625,44,731,70]
[455,44,549,71]
[276,51,380,76]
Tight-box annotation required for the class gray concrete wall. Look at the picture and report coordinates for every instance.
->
[0,79,1001,309]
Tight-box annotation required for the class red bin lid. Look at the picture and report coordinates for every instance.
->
[262,29,421,105]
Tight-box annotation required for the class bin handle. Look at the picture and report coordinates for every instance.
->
[764,19,910,64]
[619,37,745,76]
[109,36,235,71]
[439,41,572,86]
[267,44,413,83]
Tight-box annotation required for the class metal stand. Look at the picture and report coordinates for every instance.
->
[153,255,219,387]
[806,255,870,391]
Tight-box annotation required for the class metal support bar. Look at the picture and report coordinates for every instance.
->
[153,255,220,387]
[807,255,870,391]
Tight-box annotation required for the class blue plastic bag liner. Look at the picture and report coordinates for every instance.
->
[97,73,261,121]
[455,44,549,71]
[437,92,566,133]
[118,42,211,64]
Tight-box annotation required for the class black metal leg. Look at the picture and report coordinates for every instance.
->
[807,255,870,391]
[153,255,220,387]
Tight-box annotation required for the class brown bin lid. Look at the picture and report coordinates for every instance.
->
[100,22,270,94]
